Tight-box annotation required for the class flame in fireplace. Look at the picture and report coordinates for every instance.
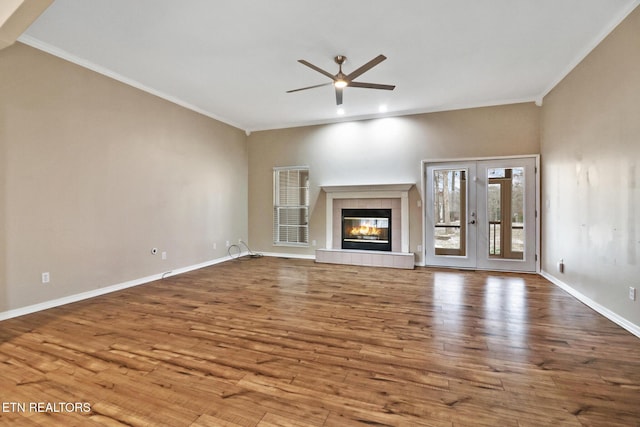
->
[348,224,382,238]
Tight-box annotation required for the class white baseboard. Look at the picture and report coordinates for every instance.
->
[540,270,640,339]
[0,253,246,322]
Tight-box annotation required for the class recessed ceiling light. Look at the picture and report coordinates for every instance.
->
[337,107,345,115]
[378,104,388,113]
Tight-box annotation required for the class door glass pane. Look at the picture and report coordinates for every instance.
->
[510,167,525,255]
[487,167,524,259]
[487,182,501,256]
[433,169,466,256]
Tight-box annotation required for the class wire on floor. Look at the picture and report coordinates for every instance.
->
[227,240,263,260]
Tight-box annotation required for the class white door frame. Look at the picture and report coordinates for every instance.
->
[420,155,540,273]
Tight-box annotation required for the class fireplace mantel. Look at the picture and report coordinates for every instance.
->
[320,183,414,194]
[320,183,414,256]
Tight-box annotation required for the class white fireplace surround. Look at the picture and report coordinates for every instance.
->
[317,183,415,269]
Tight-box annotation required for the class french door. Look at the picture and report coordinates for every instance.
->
[424,157,538,272]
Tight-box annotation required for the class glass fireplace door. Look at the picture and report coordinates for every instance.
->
[342,209,392,251]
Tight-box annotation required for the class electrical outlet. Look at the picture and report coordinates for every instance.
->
[161,251,167,260]
[312,239,317,247]
[629,287,636,301]
[225,241,230,247]
[213,242,217,250]
[417,244,422,252]
[42,272,50,284]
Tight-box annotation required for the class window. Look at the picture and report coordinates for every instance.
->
[273,167,309,246]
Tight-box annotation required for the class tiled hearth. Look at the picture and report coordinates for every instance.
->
[316,184,415,269]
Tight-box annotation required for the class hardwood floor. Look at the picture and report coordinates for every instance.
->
[1,257,639,426]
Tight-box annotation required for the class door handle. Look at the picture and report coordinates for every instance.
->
[469,220,476,224]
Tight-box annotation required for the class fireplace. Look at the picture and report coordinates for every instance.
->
[316,184,414,269]
[341,208,392,251]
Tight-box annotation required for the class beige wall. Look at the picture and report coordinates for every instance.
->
[248,103,540,262]
[541,7,640,326]
[0,43,248,312]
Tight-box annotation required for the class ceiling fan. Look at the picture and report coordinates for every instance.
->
[287,54,395,105]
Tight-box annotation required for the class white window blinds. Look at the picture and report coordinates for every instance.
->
[273,167,309,246]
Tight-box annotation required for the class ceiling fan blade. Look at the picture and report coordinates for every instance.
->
[298,60,336,80]
[348,81,396,90]
[335,87,343,105]
[345,54,387,81]
[286,82,332,93]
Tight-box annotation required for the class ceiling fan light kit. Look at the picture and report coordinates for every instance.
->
[287,54,395,106]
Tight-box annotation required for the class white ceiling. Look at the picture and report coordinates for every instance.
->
[19,0,639,132]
